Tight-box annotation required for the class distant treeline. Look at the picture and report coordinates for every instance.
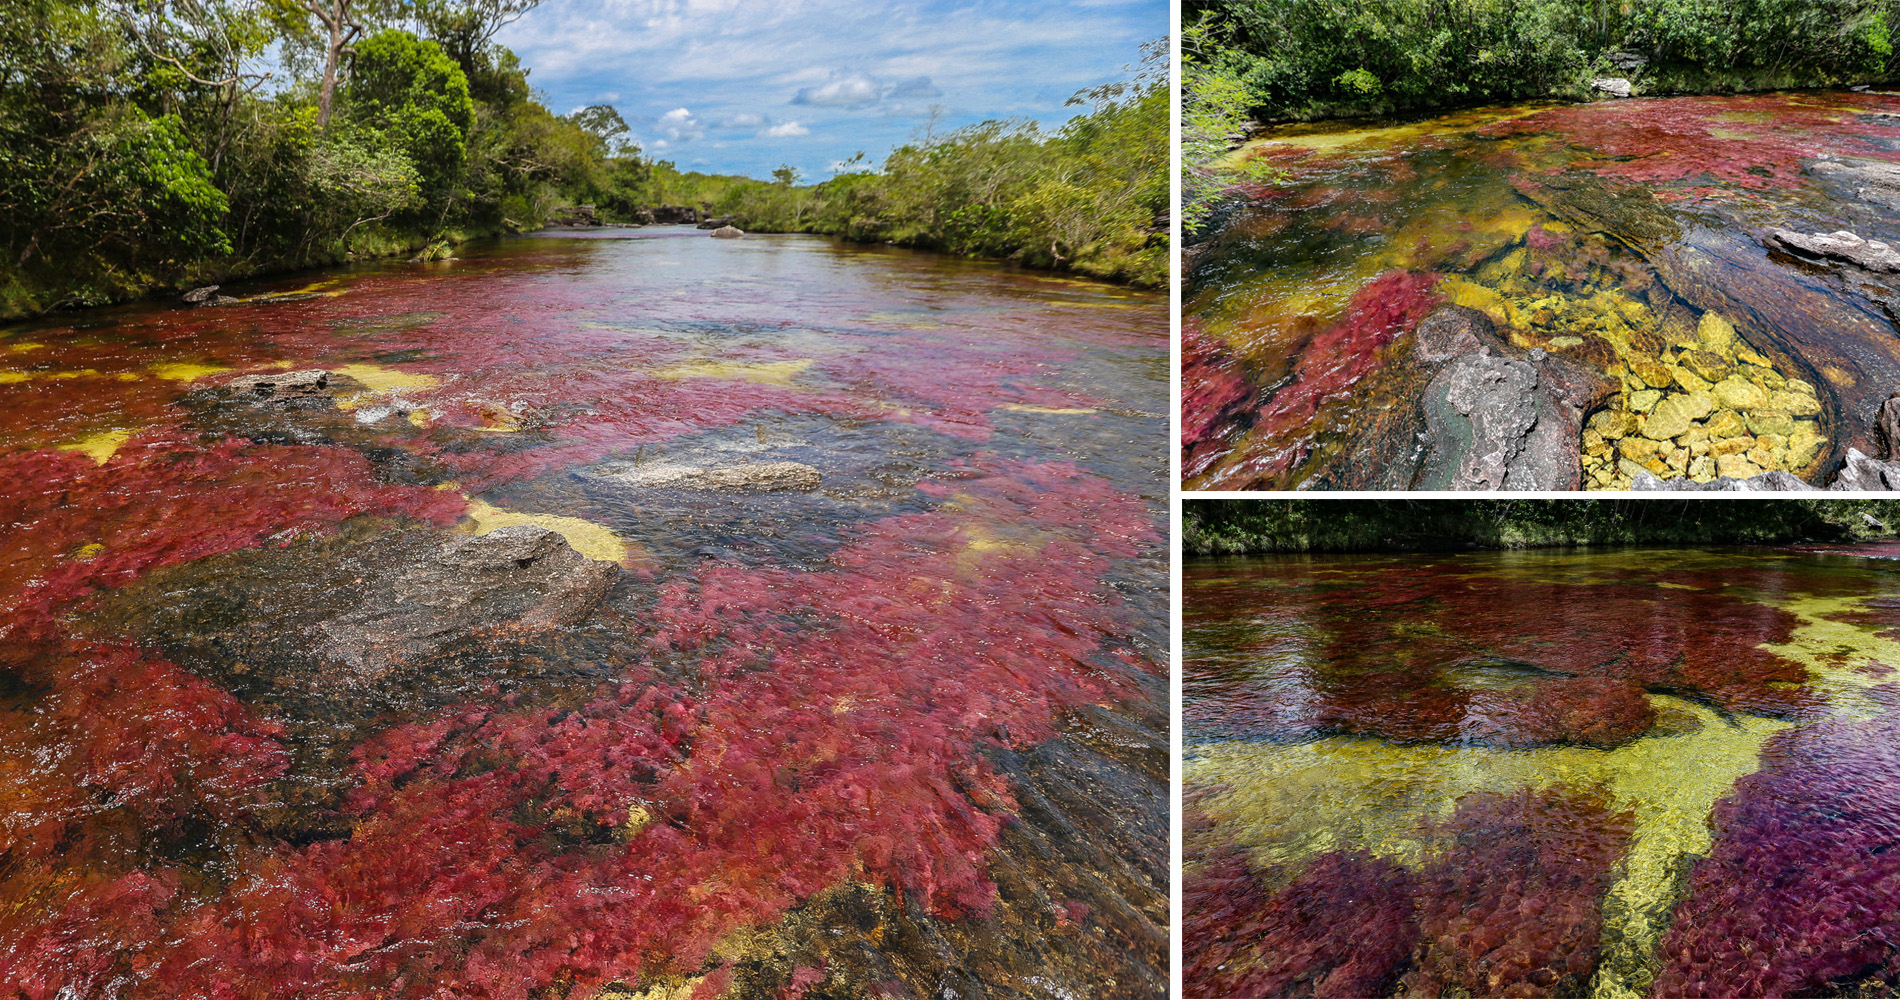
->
[1187,0,1898,122]
[1185,499,1900,555]
[652,44,1168,289]
[0,0,1164,320]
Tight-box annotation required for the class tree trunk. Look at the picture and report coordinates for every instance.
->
[313,0,352,128]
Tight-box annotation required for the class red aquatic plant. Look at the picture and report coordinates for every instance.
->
[1180,319,1257,479]
[1403,787,1634,999]
[1216,270,1441,485]
[0,459,1160,998]
[1653,687,1900,998]
[1183,839,1417,999]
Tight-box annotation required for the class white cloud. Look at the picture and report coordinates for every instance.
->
[763,120,810,137]
[657,107,704,142]
[792,71,941,108]
[718,112,766,128]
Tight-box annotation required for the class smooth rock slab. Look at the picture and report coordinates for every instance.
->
[591,459,823,492]
[1769,229,1900,273]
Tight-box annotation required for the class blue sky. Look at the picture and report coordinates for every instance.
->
[495,0,1168,180]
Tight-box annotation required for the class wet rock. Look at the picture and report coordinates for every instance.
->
[226,369,336,400]
[1712,376,1768,411]
[183,284,221,304]
[1828,447,1900,490]
[1607,51,1648,72]
[590,459,822,492]
[1880,394,1900,457]
[1769,229,1900,273]
[1592,77,1633,98]
[710,225,745,239]
[1805,157,1900,211]
[549,204,600,227]
[1412,306,1491,363]
[90,519,619,704]
[695,215,735,230]
[1630,469,1817,491]
[1419,347,1612,491]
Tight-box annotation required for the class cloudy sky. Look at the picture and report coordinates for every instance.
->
[496,0,1167,180]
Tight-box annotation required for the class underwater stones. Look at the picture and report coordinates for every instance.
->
[1712,376,1767,411]
[1696,310,1737,353]
[1589,408,1639,439]
[1704,408,1748,438]
[1412,306,1491,363]
[1629,357,1674,390]
[1628,388,1662,412]
[1770,228,1900,273]
[1766,388,1821,416]
[1641,392,1714,440]
[1592,77,1633,98]
[1678,350,1732,385]
[591,459,823,493]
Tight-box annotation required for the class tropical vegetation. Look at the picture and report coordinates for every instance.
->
[0,1,1165,319]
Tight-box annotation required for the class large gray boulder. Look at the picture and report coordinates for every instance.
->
[1593,77,1633,98]
[1769,228,1900,273]
[710,225,744,239]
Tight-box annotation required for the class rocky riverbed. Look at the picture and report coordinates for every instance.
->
[1184,91,1900,491]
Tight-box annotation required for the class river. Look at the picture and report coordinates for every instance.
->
[1183,545,1900,998]
[1184,91,1900,491]
[0,228,1170,998]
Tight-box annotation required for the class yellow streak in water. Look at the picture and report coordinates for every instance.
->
[56,428,133,465]
[332,363,440,393]
[1188,695,1791,998]
[999,404,1097,415]
[652,358,813,386]
[461,496,630,565]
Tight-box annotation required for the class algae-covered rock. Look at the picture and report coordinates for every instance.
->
[1642,392,1714,440]
[1713,377,1768,410]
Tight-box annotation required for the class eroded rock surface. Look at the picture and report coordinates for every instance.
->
[1412,307,1616,490]
[1769,228,1900,273]
[590,459,822,492]
[89,519,618,707]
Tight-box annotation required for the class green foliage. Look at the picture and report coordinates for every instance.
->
[1182,18,1283,236]
[1185,499,1900,556]
[0,2,1160,318]
[1188,0,1900,121]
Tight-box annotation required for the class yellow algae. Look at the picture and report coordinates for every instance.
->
[0,371,31,384]
[114,372,141,381]
[652,358,813,386]
[1044,299,1140,310]
[1188,694,1792,998]
[149,362,230,382]
[332,362,440,393]
[462,496,630,564]
[999,404,1097,415]
[7,343,44,353]
[72,543,104,560]
[615,804,653,841]
[406,410,434,428]
[56,428,132,465]
[1758,592,1900,720]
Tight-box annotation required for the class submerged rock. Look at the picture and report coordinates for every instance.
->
[710,225,745,239]
[90,518,619,704]
[225,369,336,399]
[590,459,822,492]
[1805,157,1900,211]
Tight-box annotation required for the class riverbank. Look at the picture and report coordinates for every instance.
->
[1183,499,1900,555]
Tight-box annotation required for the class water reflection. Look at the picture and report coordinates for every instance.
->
[1184,546,1900,998]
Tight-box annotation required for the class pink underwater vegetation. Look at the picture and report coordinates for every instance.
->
[1402,788,1634,998]
[1183,785,1632,999]
[1480,94,1900,202]
[1185,563,1813,750]
[1222,269,1441,485]
[1653,686,1900,998]
[0,459,1159,997]
[1183,838,1417,999]
[1180,319,1257,479]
